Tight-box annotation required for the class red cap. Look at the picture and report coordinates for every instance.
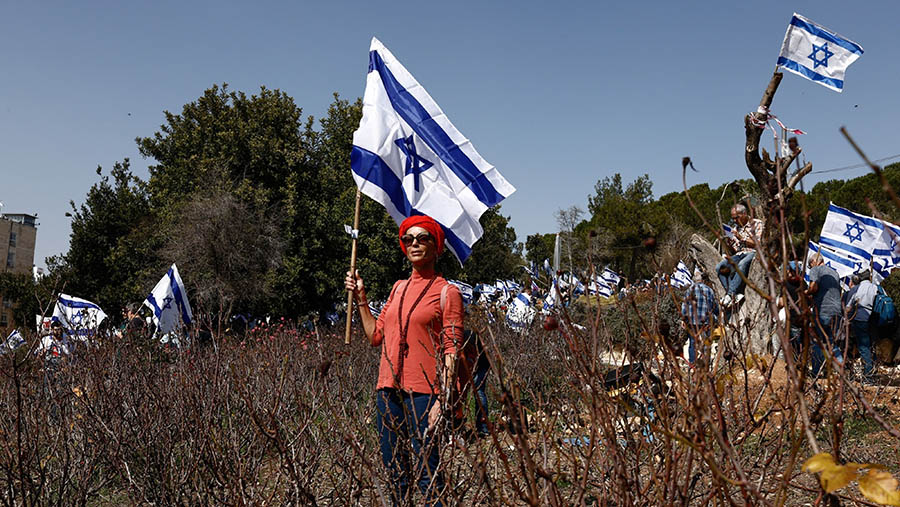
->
[399,215,445,257]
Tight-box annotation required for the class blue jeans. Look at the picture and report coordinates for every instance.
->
[716,251,756,295]
[811,313,843,376]
[686,324,711,364]
[376,389,444,506]
[851,319,875,378]
[472,363,490,434]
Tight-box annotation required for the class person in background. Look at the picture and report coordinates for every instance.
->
[680,270,719,365]
[805,255,844,377]
[846,272,877,383]
[717,204,764,307]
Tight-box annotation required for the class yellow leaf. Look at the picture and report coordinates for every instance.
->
[820,465,858,493]
[803,453,836,473]
[859,470,900,506]
[72,386,83,397]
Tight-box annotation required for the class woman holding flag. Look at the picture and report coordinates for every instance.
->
[345,214,463,506]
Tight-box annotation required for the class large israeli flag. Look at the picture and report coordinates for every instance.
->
[145,264,193,335]
[52,294,107,335]
[819,203,882,260]
[777,13,863,93]
[351,38,516,263]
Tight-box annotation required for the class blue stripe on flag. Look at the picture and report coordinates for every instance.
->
[167,268,192,325]
[819,236,870,260]
[351,145,473,261]
[811,243,858,269]
[790,15,863,55]
[146,294,163,318]
[58,296,102,311]
[369,50,505,207]
[776,57,844,90]
[828,203,883,229]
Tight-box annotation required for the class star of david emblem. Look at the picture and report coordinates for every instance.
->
[843,222,864,243]
[70,310,85,325]
[395,135,433,192]
[162,296,174,311]
[808,42,834,69]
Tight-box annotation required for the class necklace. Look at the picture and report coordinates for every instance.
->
[394,275,437,388]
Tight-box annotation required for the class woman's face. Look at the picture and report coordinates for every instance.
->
[402,225,438,268]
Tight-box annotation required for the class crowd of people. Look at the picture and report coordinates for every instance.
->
[681,204,897,384]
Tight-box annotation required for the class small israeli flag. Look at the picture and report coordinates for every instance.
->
[506,292,535,331]
[351,38,516,263]
[807,241,863,279]
[2,329,25,353]
[52,294,108,336]
[819,203,882,261]
[600,267,621,286]
[145,264,193,335]
[589,276,613,298]
[670,261,693,289]
[722,223,735,239]
[447,279,474,305]
[777,13,863,93]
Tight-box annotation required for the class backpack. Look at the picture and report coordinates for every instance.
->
[871,285,897,331]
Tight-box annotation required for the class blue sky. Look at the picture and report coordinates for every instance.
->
[2,1,898,269]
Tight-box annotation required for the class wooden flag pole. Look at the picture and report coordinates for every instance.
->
[345,189,363,345]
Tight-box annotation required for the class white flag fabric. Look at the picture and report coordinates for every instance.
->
[350,38,516,263]
[807,241,863,280]
[819,202,882,261]
[722,223,735,240]
[145,264,193,335]
[52,294,107,336]
[777,13,863,93]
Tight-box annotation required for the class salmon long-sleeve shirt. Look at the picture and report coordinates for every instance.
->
[372,269,464,394]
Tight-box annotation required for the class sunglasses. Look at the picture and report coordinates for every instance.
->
[401,232,434,246]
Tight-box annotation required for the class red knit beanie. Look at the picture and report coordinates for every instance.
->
[398,215,445,257]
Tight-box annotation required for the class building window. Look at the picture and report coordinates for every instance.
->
[8,231,16,248]
[6,251,13,268]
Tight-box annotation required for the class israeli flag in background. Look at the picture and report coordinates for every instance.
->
[506,292,535,331]
[819,203,882,261]
[588,276,613,298]
[873,218,900,269]
[2,329,25,353]
[447,279,474,305]
[807,241,863,280]
[52,294,107,336]
[351,38,516,263]
[777,13,863,93]
[670,261,692,289]
[600,268,621,286]
[145,264,193,335]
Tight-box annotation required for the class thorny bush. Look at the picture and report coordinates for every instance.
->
[3,253,900,504]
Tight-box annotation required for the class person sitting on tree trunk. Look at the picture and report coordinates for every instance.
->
[716,203,764,307]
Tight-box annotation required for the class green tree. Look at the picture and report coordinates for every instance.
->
[64,159,153,312]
